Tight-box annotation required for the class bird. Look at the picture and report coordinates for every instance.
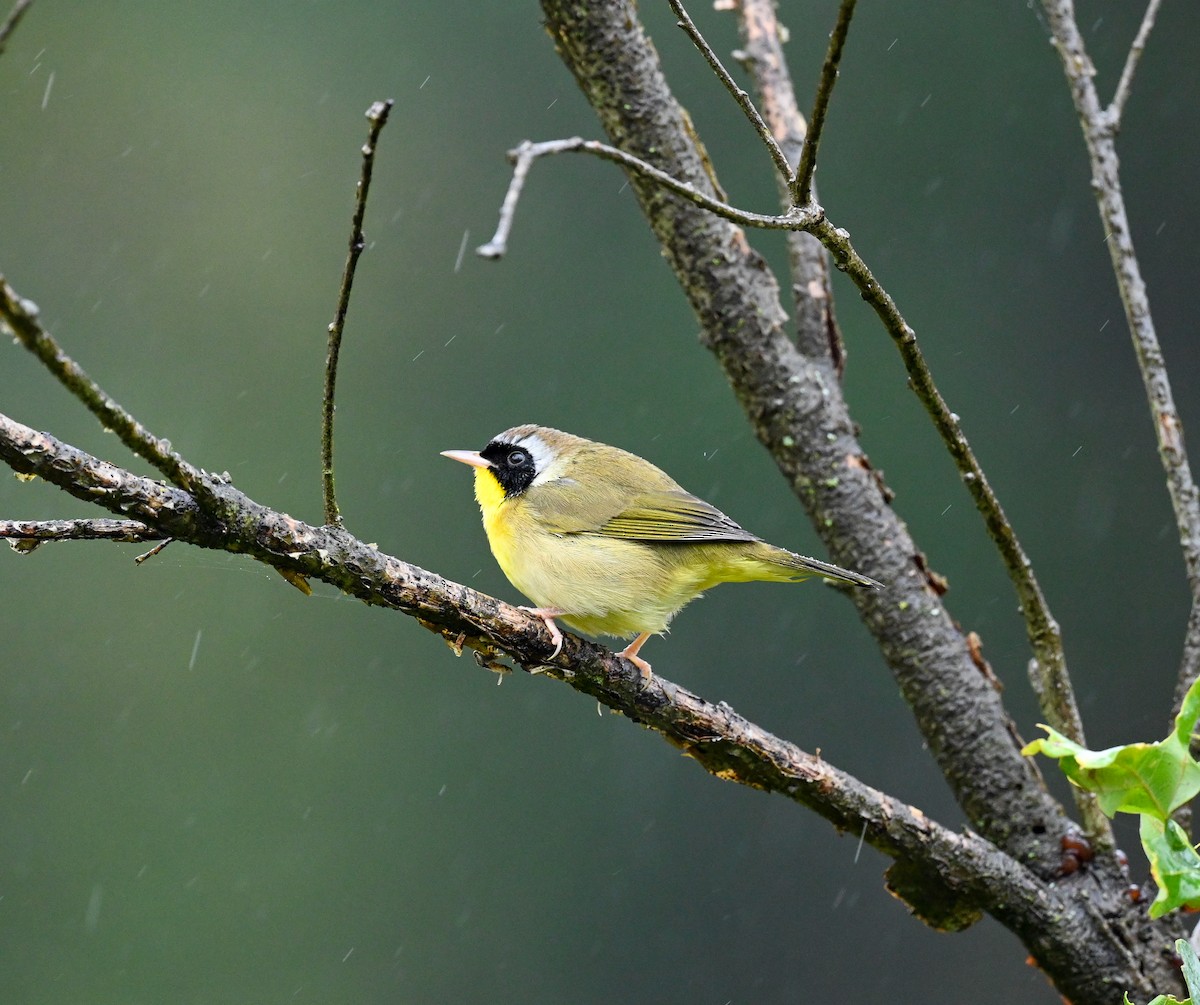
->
[442,424,881,679]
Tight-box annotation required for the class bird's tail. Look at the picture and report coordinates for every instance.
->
[753,542,883,589]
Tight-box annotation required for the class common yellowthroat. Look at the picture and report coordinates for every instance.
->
[442,425,881,678]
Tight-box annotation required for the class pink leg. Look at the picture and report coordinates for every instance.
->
[618,631,654,682]
[518,606,565,659]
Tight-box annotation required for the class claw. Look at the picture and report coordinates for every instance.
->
[518,606,565,659]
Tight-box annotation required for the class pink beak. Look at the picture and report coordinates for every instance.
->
[440,449,492,470]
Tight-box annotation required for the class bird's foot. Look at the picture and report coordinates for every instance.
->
[618,632,654,684]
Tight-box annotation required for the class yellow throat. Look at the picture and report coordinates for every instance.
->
[472,464,507,521]
[472,465,519,571]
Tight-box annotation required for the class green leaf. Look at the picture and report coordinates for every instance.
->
[1022,678,1200,820]
[1143,817,1200,918]
[1180,938,1200,1002]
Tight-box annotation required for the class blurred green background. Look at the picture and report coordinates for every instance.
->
[2,2,1198,1002]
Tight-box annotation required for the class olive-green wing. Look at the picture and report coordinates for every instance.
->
[596,490,759,543]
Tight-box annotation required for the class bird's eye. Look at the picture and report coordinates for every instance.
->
[506,449,528,468]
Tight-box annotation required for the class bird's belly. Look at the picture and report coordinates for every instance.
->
[490,530,699,640]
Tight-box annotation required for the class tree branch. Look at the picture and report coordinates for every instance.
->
[1041,0,1200,709]
[2,6,1186,998]
[0,517,161,551]
[0,406,1112,959]
[322,98,393,528]
[0,416,989,860]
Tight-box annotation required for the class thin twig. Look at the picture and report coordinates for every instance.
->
[0,276,207,497]
[322,98,394,528]
[134,538,174,564]
[477,138,820,259]
[476,141,539,258]
[1109,0,1163,128]
[810,221,1046,643]
[666,0,792,182]
[793,0,857,206]
[0,0,33,56]
[811,215,1110,846]
[0,518,160,552]
[1041,0,1200,710]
